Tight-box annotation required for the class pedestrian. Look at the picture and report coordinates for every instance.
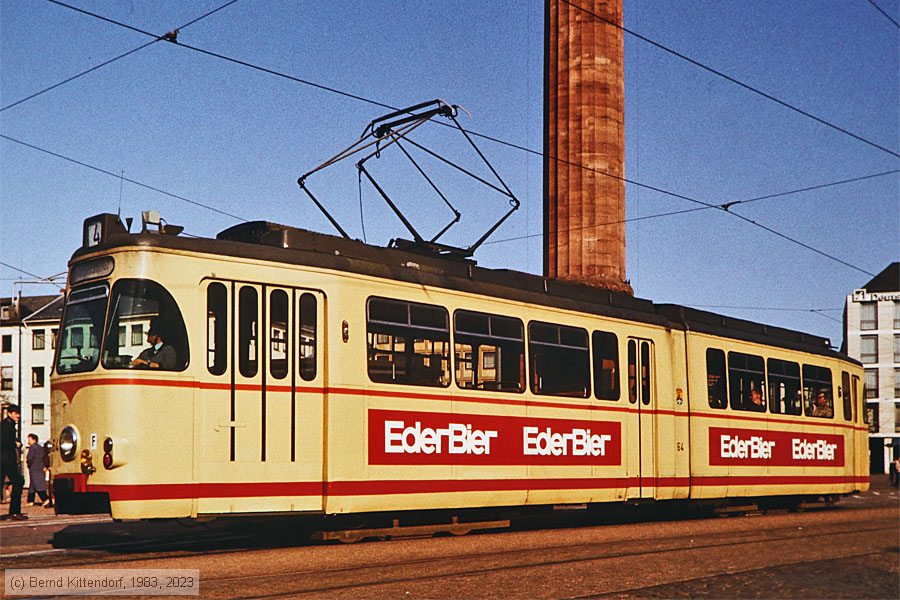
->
[25,434,50,506]
[892,456,900,489]
[0,404,28,520]
[42,440,54,508]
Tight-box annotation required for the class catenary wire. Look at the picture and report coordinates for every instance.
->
[485,170,895,276]
[44,0,394,111]
[722,170,899,208]
[0,134,248,222]
[561,0,900,159]
[2,1,240,113]
[687,304,843,324]
[483,169,899,242]
[33,0,886,276]
[0,262,66,291]
[1,40,158,112]
[39,0,875,210]
[865,0,900,28]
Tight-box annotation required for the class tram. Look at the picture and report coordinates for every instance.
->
[49,212,869,524]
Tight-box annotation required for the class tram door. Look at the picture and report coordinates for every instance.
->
[198,280,325,514]
[627,338,657,498]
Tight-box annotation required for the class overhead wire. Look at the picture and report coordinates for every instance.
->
[1,40,159,113]
[485,170,895,277]
[44,0,394,112]
[3,0,240,113]
[560,0,900,159]
[687,304,844,324]
[0,134,248,222]
[31,0,888,276]
[865,0,900,28]
[484,169,899,243]
[0,262,66,291]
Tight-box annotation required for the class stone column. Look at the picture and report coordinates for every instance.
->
[544,0,631,293]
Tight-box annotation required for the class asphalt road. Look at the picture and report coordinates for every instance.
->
[1,480,897,599]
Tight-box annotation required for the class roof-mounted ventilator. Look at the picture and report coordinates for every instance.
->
[297,99,519,260]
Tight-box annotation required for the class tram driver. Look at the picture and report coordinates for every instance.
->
[130,317,178,370]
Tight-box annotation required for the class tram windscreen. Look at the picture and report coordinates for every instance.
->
[55,284,108,374]
[101,279,189,371]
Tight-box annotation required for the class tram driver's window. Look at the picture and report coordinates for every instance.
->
[101,279,189,371]
[367,297,450,387]
[706,348,727,409]
[529,321,590,398]
[728,352,766,412]
[803,364,834,418]
[767,358,801,415]
[592,331,620,401]
[454,310,524,393]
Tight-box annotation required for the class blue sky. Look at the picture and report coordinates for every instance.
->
[1,0,897,347]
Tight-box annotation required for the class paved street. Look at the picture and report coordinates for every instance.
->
[1,480,897,598]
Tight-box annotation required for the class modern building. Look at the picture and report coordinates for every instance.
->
[0,294,64,449]
[843,262,900,474]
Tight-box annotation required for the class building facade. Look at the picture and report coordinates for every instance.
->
[0,294,64,453]
[843,262,900,474]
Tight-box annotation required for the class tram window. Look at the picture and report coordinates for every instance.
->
[100,279,189,371]
[640,341,652,406]
[239,286,258,377]
[728,352,766,412]
[367,297,450,387]
[841,371,853,422]
[269,290,289,380]
[299,293,317,381]
[767,358,801,415]
[454,310,524,393]
[529,321,589,398]
[803,364,833,418]
[628,340,638,404]
[855,375,866,424]
[207,283,227,376]
[592,331,620,401]
[56,284,108,374]
[706,348,727,409]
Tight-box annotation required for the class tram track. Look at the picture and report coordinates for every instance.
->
[2,508,894,598]
[1,506,886,567]
[198,521,896,598]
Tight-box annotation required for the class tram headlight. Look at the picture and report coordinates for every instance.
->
[59,426,77,462]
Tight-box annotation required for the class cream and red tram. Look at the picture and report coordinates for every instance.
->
[50,213,869,523]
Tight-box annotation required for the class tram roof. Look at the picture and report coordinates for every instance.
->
[71,219,855,364]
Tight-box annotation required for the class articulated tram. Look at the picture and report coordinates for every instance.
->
[50,213,868,524]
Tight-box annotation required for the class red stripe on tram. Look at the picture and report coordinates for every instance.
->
[85,474,865,502]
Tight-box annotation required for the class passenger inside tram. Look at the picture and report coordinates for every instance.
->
[810,390,834,418]
[750,387,765,409]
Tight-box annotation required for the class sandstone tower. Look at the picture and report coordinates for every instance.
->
[544,0,631,293]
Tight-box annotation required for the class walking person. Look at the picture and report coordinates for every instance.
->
[0,405,27,520]
[25,434,50,506]
[42,440,54,508]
